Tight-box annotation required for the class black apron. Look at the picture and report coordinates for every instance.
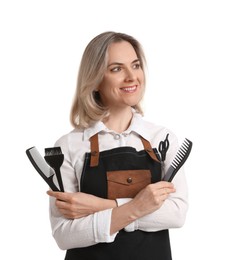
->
[65,134,172,260]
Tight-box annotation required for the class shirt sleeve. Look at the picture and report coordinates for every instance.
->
[50,198,118,250]
[124,168,188,232]
[48,134,118,250]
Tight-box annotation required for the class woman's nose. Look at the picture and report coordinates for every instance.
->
[124,68,136,81]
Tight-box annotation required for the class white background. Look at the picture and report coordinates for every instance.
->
[1,0,227,259]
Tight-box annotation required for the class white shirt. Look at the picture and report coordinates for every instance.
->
[49,112,188,250]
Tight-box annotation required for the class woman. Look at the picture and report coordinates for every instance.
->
[47,31,188,260]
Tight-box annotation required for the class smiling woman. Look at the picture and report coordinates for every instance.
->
[98,41,144,118]
[47,31,188,260]
[70,32,146,129]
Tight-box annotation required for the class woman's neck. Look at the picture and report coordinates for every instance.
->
[102,107,133,133]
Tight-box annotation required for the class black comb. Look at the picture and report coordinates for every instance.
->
[163,138,193,182]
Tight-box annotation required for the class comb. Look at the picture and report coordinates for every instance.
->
[26,147,60,191]
[163,138,193,182]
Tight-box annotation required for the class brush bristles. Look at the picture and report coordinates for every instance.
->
[45,147,62,156]
[171,139,192,169]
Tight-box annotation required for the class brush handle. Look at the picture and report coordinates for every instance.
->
[54,168,64,192]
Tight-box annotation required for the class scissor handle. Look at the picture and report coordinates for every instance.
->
[158,134,170,161]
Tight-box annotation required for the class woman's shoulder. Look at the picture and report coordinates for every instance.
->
[134,113,170,135]
[55,127,85,148]
[135,114,178,145]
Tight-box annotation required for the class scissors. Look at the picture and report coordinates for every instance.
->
[158,133,169,161]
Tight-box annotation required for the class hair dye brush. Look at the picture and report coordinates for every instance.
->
[44,147,64,192]
[26,147,60,191]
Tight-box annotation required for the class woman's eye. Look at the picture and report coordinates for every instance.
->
[110,67,121,72]
[133,63,141,69]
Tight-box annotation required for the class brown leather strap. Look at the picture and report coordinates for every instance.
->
[89,133,159,167]
[140,136,160,162]
[90,133,99,167]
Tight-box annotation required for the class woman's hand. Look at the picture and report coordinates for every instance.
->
[47,191,117,219]
[129,181,176,219]
[110,181,175,234]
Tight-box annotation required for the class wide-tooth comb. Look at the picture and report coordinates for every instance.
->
[163,138,193,182]
[44,147,64,192]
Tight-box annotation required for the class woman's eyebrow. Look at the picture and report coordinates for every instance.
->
[107,62,123,67]
[107,59,140,67]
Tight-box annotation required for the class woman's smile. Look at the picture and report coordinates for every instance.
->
[120,85,138,93]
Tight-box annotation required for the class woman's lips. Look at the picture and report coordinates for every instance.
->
[120,85,137,93]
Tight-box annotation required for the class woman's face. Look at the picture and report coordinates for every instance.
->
[98,41,145,111]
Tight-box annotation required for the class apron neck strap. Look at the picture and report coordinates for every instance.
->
[89,133,159,167]
[140,136,160,162]
[89,133,100,167]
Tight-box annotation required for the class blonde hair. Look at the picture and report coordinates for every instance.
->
[70,31,147,128]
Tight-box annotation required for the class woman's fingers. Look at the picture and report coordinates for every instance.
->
[47,191,117,219]
[47,190,72,202]
[131,181,176,218]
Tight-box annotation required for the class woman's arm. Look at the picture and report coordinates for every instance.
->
[113,132,189,233]
[47,190,117,219]
[122,169,188,233]
[48,189,121,250]
[47,134,120,250]
[110,181,175,234]
[48,180,175,237]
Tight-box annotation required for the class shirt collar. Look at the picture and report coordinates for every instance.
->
[83,111,152,141]
[127,112,152,141]
[83,121,107,140]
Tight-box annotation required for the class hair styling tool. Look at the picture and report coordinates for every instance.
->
[44,147,64,192]
[158,133,170,161]
[153,148,161,161]
[26,147,60,191]
[163,138,193,182]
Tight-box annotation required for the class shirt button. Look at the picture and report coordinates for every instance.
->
[114,134,120,140]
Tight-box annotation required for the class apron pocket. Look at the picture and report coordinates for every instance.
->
[107,169,151,199]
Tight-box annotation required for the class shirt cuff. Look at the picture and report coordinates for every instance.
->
[115,198,132,206]
[124,220,138,232]
[115,198,138,232]
[93,208,118,243]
